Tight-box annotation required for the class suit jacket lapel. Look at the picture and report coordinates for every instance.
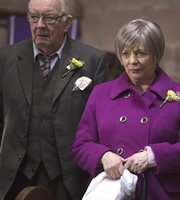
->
[15,37,79,105]
[53,36,79,103]
[17,40,34,105]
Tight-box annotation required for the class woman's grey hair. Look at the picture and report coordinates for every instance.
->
[115,19,165,65]
[28,0,71,15]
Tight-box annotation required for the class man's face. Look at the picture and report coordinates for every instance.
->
[28,0,72,55]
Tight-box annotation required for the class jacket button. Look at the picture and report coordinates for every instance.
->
[32,168,35,173]
[41,119,46,123]
[141,117,148,124]
[117,148,123,155]
[124,92,131,98]
[120,116,127,123]
[17,155,22,161]
[22,134,26,139]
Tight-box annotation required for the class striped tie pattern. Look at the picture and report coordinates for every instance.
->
[40,55,51,79]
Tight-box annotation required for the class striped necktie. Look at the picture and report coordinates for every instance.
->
[40,55,51,79]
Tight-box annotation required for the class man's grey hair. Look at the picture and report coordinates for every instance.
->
[115,19,165,66]
[28,0,71,14]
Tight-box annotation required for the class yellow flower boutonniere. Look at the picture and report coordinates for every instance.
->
[62,58,84,78]
[159,90,180,109]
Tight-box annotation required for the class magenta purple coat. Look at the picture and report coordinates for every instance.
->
[70,67,180,200]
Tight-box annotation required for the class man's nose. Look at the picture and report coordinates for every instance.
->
[36,17,46,27]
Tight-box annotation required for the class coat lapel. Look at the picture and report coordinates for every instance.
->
[17,40,34,105]
[15,37,79,105]
[53,36,79,103]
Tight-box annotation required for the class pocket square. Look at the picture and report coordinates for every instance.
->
[72,76,92,91]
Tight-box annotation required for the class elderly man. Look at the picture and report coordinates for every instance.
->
[0,0,109,199]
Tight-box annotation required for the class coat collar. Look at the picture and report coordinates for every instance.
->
[149,68,173,100]
[111,71,131,99]
[111,67,173,100]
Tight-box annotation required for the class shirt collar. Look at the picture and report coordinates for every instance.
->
[33,34,67,62]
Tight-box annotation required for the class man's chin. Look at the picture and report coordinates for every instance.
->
[35,41,49,50]
[35,37,49,44]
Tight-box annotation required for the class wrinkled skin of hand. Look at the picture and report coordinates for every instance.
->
[124,151,149,174]
[101,151,149,179]
[101,151,125,179]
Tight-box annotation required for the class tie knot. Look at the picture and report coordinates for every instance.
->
[39,54,52,65]
[42,55,51,63]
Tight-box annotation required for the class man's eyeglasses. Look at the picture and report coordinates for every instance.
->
[27,13,66,24]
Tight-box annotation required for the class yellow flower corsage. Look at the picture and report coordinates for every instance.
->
[62,58,84,78]
[159,90,180,108]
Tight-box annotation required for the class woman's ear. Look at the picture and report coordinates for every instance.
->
[64,15,73,32]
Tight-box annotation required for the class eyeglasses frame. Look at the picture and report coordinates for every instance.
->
[27,12,66,24]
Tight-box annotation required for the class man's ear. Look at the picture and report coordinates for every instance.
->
[64,15,73,32]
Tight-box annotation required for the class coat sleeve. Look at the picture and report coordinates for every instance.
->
[150,82,180,175]
[70,86,111,177]
[150,127,180,175]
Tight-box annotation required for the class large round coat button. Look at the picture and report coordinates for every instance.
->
[120,116,127,123]
[117,148,123,155]
[141,117,148,124]
[124,92,131,98]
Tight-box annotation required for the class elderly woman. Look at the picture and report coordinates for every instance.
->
[70,19,180,199]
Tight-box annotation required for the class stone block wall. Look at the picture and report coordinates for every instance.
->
[0,0,180,81]
[78,0,180,82]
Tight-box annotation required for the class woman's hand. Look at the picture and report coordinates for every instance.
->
[124,151,149,174]
[101,151,125,179]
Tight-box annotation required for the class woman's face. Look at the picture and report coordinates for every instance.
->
[121,43,157,86]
